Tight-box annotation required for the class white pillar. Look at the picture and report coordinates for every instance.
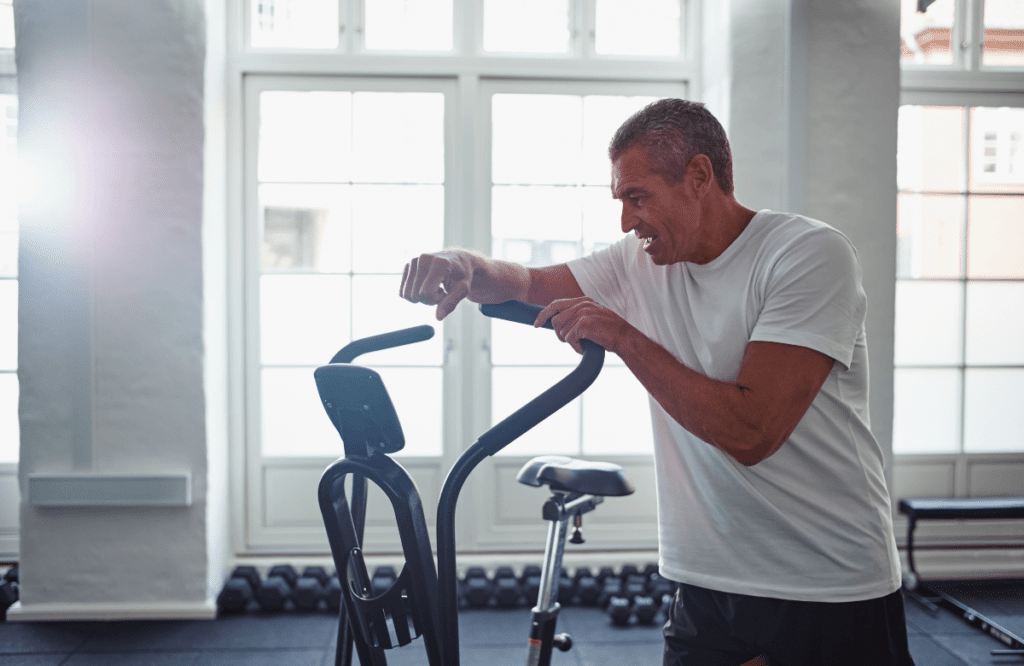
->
[13,0,213,620]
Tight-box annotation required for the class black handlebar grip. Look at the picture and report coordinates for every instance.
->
[479,301,553,329]
[329,324,435,364]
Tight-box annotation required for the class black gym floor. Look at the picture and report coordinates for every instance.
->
[0,580,1021,665]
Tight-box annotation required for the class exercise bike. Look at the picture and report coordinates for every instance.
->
[315,300,635,666]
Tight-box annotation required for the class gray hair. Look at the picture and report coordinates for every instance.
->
[609,99,734,196]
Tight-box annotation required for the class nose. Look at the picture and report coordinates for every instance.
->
[620,202,638,234]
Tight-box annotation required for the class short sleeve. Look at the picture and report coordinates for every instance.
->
[750,228,866,371]
[565,237,636,316]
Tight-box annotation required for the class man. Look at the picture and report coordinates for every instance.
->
[400,99,914,666]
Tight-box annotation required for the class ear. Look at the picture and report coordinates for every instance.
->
[686,154,716,197]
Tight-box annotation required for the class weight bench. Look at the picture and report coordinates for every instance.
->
[899,497,1024,658]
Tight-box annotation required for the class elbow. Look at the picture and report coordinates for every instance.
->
[721,431,781,467]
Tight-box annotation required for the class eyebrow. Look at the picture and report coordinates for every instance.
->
[612,185,646,200]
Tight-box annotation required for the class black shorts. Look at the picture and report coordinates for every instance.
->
[663,582,916,666]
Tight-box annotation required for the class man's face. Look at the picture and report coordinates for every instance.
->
[611,145,700,266]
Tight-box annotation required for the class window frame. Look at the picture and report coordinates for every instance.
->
[892,0,1024,565]
[228,0,699,557]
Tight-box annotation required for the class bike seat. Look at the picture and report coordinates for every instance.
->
[517,456,634,497]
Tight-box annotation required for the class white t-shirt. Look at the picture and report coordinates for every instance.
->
[566,210,901,603]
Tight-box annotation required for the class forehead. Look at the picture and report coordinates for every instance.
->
[611,145,661,196]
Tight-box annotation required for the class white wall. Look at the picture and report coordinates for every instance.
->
[14,0,213,619]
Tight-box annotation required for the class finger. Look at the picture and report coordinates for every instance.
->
[399,263,411,299]
[411,255,449,304]
[435,281,469,320]
[535,301,563,328]
[401,257,421,302]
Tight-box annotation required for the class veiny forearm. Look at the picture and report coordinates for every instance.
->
[614,329,771,466]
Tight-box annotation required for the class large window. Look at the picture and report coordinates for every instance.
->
[235,0,692,554]
[895,105,1024,455]
[895,0,1024,528]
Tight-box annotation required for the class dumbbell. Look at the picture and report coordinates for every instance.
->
[462,567,492,608]
[557,569,575,605]
[607,595,632,626]
[293,567,329,612]
[575,570,601,606]
[633,595,658,624]
[597,575,624,609]
[623,573,648,600]
[493,566,522,608]
[647,572,676,600]
[1,566,18,619]
[371,566,397,597]
[326,574,342,611]
[216,566,261,614]
[256,564,298,612]
[521,565,542,603]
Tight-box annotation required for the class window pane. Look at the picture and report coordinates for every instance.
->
[1,93,17,278]
[893,280,963,366]
[492,94,582,185]
[375,367,442,456]
[900,0,953,65]
[967,195,1024,278]
[250,0,339,49]
[582,95,660,185]
[260,184,352,273]
[965,281,1024,365]
[351,185,444,273]
[364,0,453,51]
[483,0,571,53]
[583,186,622,256]
[582,367,654,455]
[969,107,1024,192]
[0,373,17,463]
[258,91,352,183]
[983,0,1024,67]
[964,369,1024,452]
[491,186,582,265]
[893,368,961,454]
[491,319,578,366]
[260,274,351,366]
[595,0,680,56]
[351,275,443,366]
[352,92,445,184]
[0,279,15,371]
[262,367,343,457]
[896,193,963,278]
[493,367,580,456]
[897,106,964,192]
[0,0,14,49]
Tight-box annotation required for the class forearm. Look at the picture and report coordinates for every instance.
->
[614,330,769,466]
[464,252,532,304]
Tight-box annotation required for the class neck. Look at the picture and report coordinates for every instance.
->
[692,196,757,264]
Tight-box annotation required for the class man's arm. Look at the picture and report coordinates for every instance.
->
[537,297,834,466]
[400,250,582,319]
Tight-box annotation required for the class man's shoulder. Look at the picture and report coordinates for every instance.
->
[754,210,856,256]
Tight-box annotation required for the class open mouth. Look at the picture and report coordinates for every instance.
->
[638,233,658,250]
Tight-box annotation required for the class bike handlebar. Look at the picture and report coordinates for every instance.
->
[329,324,435,364]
